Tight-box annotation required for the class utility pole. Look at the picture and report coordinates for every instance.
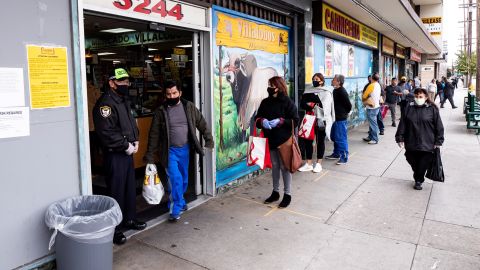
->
[477,0,480,96]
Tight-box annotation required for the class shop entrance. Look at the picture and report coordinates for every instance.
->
[84,14,203,221]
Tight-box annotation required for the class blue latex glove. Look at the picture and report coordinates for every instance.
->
[269,118,281,128]
[262,119,272,129]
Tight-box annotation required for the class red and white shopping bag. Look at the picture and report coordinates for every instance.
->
[381,105,389,119]
[247,124,272,170]
[298,113,316,140]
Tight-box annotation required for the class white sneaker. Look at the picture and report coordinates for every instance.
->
[313,163,323,173]
[298,163,314,172]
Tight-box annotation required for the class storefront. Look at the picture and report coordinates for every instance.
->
[395,44,407,78]
[211,5,294,187]
[81,0,215,220]
[311,1,377,127]
[406,48,421,80]
[381,36,397,86]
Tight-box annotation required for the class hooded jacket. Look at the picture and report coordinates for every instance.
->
[144,98,214,168]
[303,86,335,140]
[395,101,444,152]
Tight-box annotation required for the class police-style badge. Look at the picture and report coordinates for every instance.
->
[100,106,111,118]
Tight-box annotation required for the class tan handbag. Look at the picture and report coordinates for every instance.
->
[362,96,375,107]
[277,121,302,173]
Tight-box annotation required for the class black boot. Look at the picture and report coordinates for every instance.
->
[113,231,127,245]
[413,182,423,190]
[278,194,291,208]
[264,191,280,204]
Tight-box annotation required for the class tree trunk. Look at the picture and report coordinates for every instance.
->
[218,46,225,151]
[468,0,473,89]
[477,1,480,96]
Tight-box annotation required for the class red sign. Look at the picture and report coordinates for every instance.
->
[410,48,421,62]
[113,0,183,20]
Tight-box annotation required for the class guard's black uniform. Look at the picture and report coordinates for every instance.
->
[93,88,139,221]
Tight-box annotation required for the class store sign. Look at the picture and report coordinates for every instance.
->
[83,0,208,29]
[395,44,406,59]
[382,37,394,56]
[410,48,421,62]
[321,3,378,49]
[215,12,289,54]
[85,31,184,49]
[421,17,442,36]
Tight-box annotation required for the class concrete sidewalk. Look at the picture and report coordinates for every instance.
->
[114,89,480,270]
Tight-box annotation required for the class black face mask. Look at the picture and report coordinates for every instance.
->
[267,87,277,96]
[313,81,321,88]
[115,84,129,96]
[166,97,180,106]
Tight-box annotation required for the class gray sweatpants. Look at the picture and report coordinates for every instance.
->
[270,149,292,195]
[386,103,397,124]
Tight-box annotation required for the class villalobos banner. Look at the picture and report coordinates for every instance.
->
[212,6,292,187]
[312,2,379,49]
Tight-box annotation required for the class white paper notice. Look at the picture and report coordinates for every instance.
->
[0,68,25,107]
[0,107,30,139]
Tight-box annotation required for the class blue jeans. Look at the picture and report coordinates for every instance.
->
[367,108,380,142]
[331,120,349,160]
[166,144,190,217]
[376,108,384,132]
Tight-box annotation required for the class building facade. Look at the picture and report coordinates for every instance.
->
[0,1,441,269]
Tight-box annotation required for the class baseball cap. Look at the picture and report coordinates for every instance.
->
[400,76,407,81]
[109,68,129,80]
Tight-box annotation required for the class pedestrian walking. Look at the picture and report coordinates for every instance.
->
[144,81,214,222]
[427,78,437,102]
[93,68,147,245]
[325,74,352,164]
[256,76,299,208]
[377,84,386,135]
[440,77,457,109]
[362,72,381,144]
[414,76,421,89]
[398,76,413,118]
[384,77,402,127]
[298,73,334,173]
[395,88,444,190]
[435,78,444,103]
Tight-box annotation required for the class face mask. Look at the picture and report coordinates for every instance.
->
[166,97,180,106]
[267,87,277,96]
[115,84,129,96]
[414,97,426,106]
[313,81,321,88]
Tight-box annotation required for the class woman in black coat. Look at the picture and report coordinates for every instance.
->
[255,76,299,208]
[395,88,444,190]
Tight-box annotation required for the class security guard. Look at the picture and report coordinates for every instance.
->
[93,68,146,245]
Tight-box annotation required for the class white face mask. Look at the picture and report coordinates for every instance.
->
[414,97,426,106]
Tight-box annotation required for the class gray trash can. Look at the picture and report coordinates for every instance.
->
[45,195,122,270]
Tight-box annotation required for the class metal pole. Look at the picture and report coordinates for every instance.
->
[476,0,480,95]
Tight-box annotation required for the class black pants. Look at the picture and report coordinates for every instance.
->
[441,94,455,108]
[299,127,326,160]
[377,109,384,132]
[405,150,434,183]
[104,151,136,221]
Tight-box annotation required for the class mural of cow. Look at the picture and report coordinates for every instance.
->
[223,52,278,139]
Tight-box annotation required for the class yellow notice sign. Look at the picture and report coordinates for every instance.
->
[27,45,70,109]
[305,57,313,84]
[216,12,289,54]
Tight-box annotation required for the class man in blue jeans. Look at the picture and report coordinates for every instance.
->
[325,74,352,165]
[362,73,382,144]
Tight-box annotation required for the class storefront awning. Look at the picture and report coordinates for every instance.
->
[323,0,442,54]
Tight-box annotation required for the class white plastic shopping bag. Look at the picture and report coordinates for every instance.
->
[298,114,316,140]
[247,124,272,170]
[142,164,164,205]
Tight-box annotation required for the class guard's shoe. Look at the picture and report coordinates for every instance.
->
[168,215,181,222]
[312,163,323,173]
[452,106,458,109]
[278,194,291,208]
[113,232,127,245]
[363,137,371,142]
[264,191,280,204]
[379,130,384,135]
[182,205,188,212]
[392,123,396,127]
[298,163,314,172]
[325,154,340,160]
[124,220,147,230]
[414,182,423,190]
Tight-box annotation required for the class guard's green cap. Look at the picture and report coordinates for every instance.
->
[109,68,129,80]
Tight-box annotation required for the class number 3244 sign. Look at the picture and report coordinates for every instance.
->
[83,0,208,29]
[113,0,183,20]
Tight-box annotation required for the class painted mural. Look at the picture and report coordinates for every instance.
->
[314,35,373,127]
[213,6,292,187]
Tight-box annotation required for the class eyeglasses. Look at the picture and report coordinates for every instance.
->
[115,81,131,86]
